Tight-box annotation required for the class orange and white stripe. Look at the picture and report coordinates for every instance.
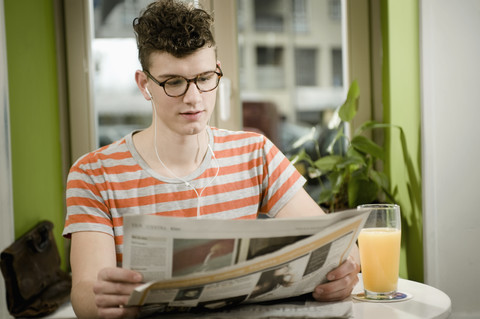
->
[63,127,305,265]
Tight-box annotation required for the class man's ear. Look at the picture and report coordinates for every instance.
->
[135,70,151,100]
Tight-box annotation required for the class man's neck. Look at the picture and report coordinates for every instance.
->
[133,126,210,178]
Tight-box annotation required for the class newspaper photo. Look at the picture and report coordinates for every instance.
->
[122,208,370,315]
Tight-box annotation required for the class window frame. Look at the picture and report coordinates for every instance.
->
[62,0,378,162]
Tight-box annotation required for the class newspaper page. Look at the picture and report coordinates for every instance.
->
[122,208,370,316]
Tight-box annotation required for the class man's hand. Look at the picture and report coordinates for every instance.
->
[275,189,362,301]
[93,267,143,319]
[312,256,360,301]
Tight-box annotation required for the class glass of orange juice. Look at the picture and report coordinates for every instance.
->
[357,204,401,300]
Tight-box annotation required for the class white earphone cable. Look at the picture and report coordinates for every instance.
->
[149,89,219,218]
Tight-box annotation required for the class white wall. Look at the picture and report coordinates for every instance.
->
[420,1,480,318]
[0,0,15,317]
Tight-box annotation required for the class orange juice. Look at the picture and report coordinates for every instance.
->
[358,228,401,293]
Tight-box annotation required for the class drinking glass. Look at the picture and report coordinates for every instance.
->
[357,204,401,300]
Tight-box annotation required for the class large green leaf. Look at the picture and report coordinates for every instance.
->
[348,173,379,207]
[290,127,317,149]
[318,188,333,205]
[330,171,345,194]
[307,166,322,179]
[335,154,364,170]
[346,147,365,159]
[354,120,392,136]
[290,148,314,166]
[338,80,360,122]
[313,155,343,172]
[326,123,347,155]
[370,169,389,190]
[351,135,384,159]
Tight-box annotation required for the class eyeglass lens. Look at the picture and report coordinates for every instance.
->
[164,72,220,96]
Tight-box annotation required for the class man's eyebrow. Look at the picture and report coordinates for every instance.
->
[155,73,180,79]
[155,69,217,79]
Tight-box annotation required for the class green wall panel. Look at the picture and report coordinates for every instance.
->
[381,0,423,282]
[5,0,66,268]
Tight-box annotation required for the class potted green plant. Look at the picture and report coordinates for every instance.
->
[290,80,416,213]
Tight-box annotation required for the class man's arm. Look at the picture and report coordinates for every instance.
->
[275,188,361,301]
[70,231,142,319]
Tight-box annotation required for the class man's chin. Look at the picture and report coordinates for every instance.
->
[185,124,207,135]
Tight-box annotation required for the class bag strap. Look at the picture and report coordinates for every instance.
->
[26,221,53,253]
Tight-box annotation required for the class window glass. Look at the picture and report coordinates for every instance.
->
[254,0,285,32]
[256,46,285,89]
[91,0,346,155]
[295,48,317,86]
[331,48,343,87]
[92,0,154,146]
[292,0,308,33]
[92,0,197,146]
[238,0,345,158]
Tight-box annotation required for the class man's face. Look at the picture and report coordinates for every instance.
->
[146,47,219,136]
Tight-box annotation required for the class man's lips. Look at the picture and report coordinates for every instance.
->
[180,110,204,120]
[180,110,203,115]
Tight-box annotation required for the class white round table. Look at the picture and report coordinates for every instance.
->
[45,275,452,319]
[352,274,451,319]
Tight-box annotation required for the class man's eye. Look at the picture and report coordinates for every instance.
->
[166,78,185,87]
[198,73,215,83]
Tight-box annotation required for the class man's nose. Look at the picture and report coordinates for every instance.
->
[183,81,202,103]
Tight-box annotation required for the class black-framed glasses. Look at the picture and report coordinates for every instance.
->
[144,66,223,97]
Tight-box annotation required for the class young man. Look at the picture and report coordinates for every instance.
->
[63,1,360,318]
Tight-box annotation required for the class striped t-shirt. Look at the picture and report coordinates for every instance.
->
[63,127,305,265]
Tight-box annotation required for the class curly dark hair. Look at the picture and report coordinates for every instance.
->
[133,0,216,71]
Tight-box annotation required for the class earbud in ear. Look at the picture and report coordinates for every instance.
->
[145,87,153,99]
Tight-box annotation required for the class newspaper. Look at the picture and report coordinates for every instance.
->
[137,296,353,319]
[122,208,370,317]
[137,295,354,319]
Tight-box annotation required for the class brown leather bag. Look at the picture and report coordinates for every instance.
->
[0,220,71,318]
